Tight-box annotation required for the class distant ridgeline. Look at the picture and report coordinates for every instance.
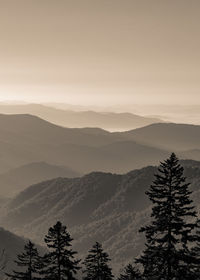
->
[0,103,163,131]
[0,114,200,181]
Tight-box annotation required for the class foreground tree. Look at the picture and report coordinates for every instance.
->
[0,249,7,274]
[190,219,200,278]
[83,242,113,280]
[41,221,80,280]
[6,240,41,280]
[118,264,142,280]
[137,153,198,279]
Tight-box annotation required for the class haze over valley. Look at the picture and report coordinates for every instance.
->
[1,0,200,279]
[0,111,199,274]
[0,103,163,131]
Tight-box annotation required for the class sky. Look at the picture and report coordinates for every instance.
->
[0,0,200,106]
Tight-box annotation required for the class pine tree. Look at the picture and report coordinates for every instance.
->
[41,221,80,280]
[137,153,198,280]
[83,242,113,280]
[118,264,142,280]
[6,240,41,280]
[190,219,200,278]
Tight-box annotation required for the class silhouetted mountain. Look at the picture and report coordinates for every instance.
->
[2,161,200,272]
[0,103,163,131]
[0,114,119,173]
[120,123,200,151]
[0,162,79,197]
[0,113,115,147]
[0,114,200,175]
[0,114,168,174]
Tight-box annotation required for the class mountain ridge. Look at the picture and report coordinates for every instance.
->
[0,162,80,197]
[0,103,163,131]
[0,114,200,176]
[2,160,200,272]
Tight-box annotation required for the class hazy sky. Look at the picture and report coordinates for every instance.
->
[0,0,200,106]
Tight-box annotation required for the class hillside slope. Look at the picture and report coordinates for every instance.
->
[2,161,200,272]
[0,114,168,174]
[0,114,200,175]
[0,162,79,197]
[120,123,200,151]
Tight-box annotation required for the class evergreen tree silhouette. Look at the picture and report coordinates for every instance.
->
[83,242,113,280]
[6,240,41,280]
[137,153,198,280]
[190,219,200,278]
[41,221,80,280]
[118,264,142,280]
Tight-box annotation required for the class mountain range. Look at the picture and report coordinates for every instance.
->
[0,103,163,131]
[0,114,200,179]
[0,113,200,274]
[0,114,167,176]
[1,160,200,273]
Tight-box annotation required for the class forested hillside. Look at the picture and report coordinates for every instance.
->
[2,160,200,273]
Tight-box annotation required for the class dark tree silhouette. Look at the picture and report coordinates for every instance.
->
[83,242,113,280]
[41,221,80,280]
[6,240,41,280]
[137,153,198,280]
[0,249,7,273]
[190,219,200,278]
[118,264,142,280]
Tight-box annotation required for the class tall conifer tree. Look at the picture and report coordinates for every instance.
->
[137,153,198,280]
[41,221,80,280]
[118,264,142,280]
[190,219,200,278]
[6,240,41,280]
[83,242,113,280]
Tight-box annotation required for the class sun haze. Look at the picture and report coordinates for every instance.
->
[0,0,199,106]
